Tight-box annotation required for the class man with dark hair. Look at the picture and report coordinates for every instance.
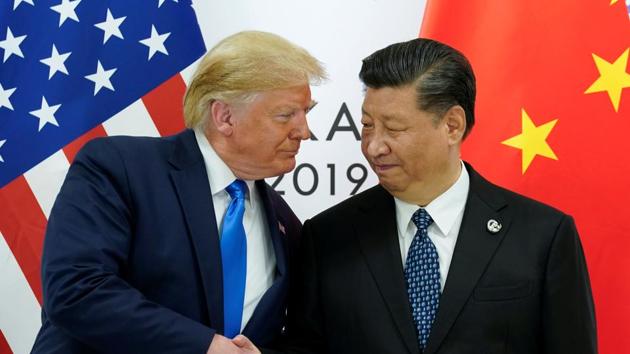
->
[242,38,596,354]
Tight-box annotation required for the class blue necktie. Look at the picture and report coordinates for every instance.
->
[404,208,440,350]
[220,179,248,338]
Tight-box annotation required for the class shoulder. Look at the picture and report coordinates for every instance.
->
[467,162,567,219]
[309,184,392,224]
[478,177,567,222]
[64,132,195,200]
[72,130,196,176]
[77,134,178,163]
[502,186,564,217]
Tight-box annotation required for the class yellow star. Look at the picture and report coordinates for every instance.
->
[610,0,618,4]
[502,109,558,174]
[585,48,630,112]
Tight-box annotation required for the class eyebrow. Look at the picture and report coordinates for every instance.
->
[361,107,399,121]
[306,100,318,113]
[269,100,319,115]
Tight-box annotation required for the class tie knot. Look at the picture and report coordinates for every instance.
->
[412,208,433,231]
[226,179,248,200]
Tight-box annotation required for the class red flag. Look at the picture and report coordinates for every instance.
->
[421,1,630,353]
[0,331,11,354]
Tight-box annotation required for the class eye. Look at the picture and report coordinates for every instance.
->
[276,111,296,119]
[305,100,318,114]
[361,120,373,128]
[386,125,405,132]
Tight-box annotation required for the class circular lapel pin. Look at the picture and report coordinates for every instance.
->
[487,219,502,234]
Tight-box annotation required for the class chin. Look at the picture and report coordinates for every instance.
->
[378,177,404,194]
[281,160,297,174]
[269,159,296,177]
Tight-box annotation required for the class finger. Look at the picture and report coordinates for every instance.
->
[232,335,249,347]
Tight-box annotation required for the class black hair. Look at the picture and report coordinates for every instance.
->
[359,38,476,138]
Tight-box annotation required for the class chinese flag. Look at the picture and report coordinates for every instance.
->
[421,1,630,353]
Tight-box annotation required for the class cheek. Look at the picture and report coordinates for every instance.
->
[407,152,435,180]
[392,143,421,172]
[247,128,283,153]
[271,126,293,145]
[360,139,369,155]
[360,132,378,152]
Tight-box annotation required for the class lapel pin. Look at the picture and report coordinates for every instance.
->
[487,219,502,234]
[278,221,286,235]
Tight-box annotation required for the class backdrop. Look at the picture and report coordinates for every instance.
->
[0,1,628,353]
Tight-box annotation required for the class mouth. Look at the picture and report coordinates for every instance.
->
[372,163,397,173]
[279,150,299,157]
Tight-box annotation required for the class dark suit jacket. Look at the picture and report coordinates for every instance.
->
[31,129,301,354]
[280,163,596,354]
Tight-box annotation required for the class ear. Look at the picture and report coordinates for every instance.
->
[443,105,466,145]
[210,100,235,136]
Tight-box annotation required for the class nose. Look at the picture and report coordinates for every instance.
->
[364,131,390,158]
[289,111,311,141]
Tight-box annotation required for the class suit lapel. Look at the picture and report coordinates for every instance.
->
[256,181,288,278]
[424,164,512,354]
[241,182,288,341]
[168,130,224,333]
[355,186,421,354]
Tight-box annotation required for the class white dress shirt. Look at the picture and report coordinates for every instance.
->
[194,129,276,331]
[395,161,470,291]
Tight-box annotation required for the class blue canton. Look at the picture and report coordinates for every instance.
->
[404,208,440,350]
[0,0,206,187]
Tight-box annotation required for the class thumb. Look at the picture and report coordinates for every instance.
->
[232,335,254,348]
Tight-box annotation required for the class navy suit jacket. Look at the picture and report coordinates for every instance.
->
[277,163,596,354]
[31,130,301,354]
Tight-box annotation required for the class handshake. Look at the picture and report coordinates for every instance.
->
[207,334,261,354]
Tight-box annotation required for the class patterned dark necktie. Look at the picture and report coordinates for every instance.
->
[404,208,440,350]
[220,179,248,338]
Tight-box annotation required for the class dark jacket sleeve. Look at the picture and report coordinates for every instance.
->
[281,219,326,354]
[40,139,214,354]
[542,215,597,354]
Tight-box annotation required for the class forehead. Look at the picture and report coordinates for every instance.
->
[362,85,421,119]
[251,84,312,109]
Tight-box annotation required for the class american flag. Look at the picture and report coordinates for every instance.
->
[0,0,205,352]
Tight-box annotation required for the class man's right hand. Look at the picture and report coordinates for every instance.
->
[232,335,261,354]
[207,334,253,354]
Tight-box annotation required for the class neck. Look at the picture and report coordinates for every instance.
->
[203,130,261,180]
[401,159,462,206]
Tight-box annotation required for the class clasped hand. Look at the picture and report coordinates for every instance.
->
[207,334,261,354]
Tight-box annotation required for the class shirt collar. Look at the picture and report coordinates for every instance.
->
[394,161,470,238]
[194,128,255,205]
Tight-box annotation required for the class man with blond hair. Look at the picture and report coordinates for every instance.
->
[30,31,325,354]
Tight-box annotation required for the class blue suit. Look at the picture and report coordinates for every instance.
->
[31,129,301,354]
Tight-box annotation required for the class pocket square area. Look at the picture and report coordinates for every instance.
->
[473,281,533,301]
